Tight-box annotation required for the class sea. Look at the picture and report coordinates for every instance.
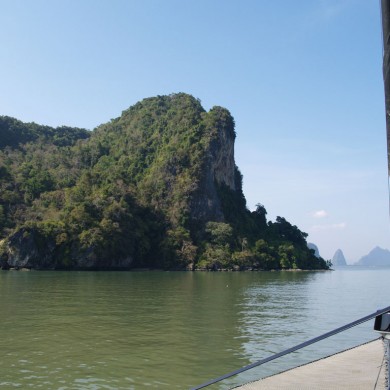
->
[0,266,389,389]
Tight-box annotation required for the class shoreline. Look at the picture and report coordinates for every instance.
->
[0,267,332,272]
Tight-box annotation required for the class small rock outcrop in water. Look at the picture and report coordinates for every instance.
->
[332,249,347,266]
[354,247,390,266]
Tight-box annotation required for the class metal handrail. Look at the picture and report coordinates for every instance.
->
[190,305,390,390]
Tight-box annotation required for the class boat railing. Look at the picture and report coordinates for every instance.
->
[190,305,390,390]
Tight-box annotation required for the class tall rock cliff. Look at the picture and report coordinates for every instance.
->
[209,110,236,191]
[188,106,239,225]
[99,94,241,227]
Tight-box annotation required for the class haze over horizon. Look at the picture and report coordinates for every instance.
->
[1,0,389,262]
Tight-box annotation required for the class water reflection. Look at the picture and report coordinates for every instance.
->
[222,269,389,388]
[0,269,389,389]
[0,271,252,389]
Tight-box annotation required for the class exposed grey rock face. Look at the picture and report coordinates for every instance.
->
[355,246,390,266]
[190,108,238,224]
[332,249,347,266]
[2,227,133,270]
[5,228,56,269]
[210,114,236,191]
[308,243,320,258]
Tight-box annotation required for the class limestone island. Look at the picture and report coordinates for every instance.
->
[0,94,330,271]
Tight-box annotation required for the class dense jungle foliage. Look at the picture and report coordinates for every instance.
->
[0,93,330,270]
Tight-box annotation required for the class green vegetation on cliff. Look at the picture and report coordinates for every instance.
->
[0,93,330,270]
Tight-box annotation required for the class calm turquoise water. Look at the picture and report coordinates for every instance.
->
[0,267,389,389]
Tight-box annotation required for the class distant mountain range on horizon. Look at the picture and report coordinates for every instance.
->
[328,246,390,267]
[353,246,390,266]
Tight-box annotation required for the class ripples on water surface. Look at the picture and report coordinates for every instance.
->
[0,267,389,389]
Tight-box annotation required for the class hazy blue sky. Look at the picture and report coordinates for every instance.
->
[1,0,388,263]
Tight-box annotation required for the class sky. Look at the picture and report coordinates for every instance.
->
[0,0,388,263]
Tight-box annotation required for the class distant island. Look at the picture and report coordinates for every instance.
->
[354,247,390,266]
[332,249,347,266]
[307,243,320,258]
[0,93,330,271]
